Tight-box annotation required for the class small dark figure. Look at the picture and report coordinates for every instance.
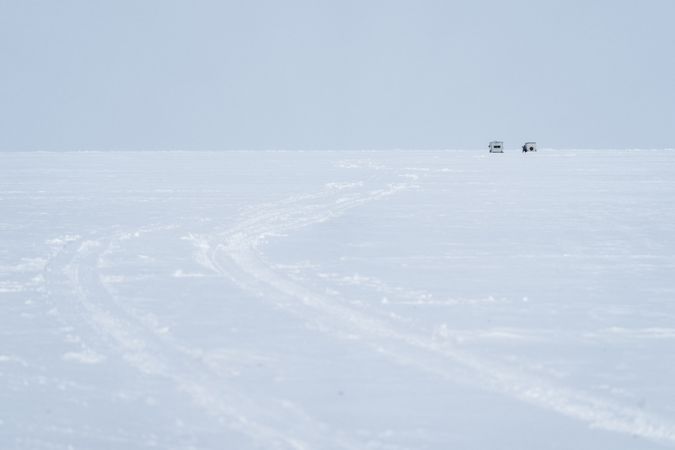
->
[522,144,528,153]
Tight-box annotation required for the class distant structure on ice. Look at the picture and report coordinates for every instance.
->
[522,142,537,152]
[488,141,538,153]
[488,141,504,153]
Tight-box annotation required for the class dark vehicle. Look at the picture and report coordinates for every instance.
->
[522,142,537,152]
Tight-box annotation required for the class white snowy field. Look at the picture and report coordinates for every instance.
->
[1,149,675,449]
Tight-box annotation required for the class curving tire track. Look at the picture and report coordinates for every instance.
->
[43,228,362,450]
[198,174,675,446]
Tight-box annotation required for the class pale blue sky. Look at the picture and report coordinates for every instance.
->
[1,0,673,150]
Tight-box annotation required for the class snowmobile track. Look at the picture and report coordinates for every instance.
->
[43,228,362,450]
[200,174,675,446]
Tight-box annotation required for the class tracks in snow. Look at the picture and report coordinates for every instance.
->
[43,228,361,450]
[197,175,675,446]
[37,160,675,448]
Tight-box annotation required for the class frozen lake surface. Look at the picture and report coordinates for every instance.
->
[1,149,675,449]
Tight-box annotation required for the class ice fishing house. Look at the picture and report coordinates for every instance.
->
[489,141,504,153]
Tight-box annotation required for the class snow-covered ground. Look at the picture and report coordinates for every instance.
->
[1,149,675,449]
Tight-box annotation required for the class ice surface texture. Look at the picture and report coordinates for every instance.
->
[1,150,675,449]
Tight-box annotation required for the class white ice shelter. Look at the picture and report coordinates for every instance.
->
[489,141,504,153]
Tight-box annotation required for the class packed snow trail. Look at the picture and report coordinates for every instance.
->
[42,230,362,450]
[197,166,675,446]
[3,150,675,449]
